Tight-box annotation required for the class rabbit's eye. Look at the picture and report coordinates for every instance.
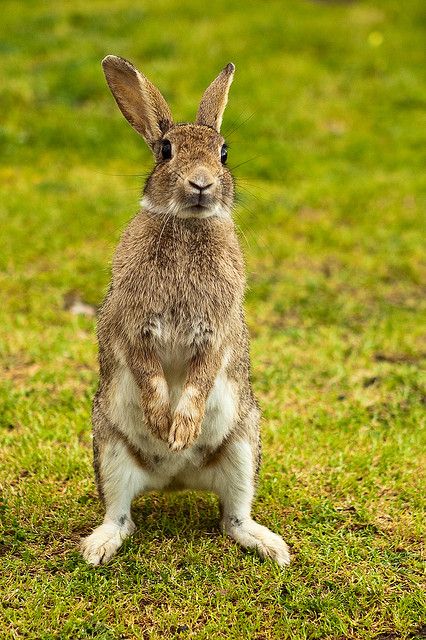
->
[161,139,172,160]
[221,144,228,164]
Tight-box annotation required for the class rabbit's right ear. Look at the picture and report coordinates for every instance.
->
[196,63,235,132]
[102,55,173,150]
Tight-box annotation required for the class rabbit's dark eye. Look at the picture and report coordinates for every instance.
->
[161,139,172,160]
[221,144,228,164]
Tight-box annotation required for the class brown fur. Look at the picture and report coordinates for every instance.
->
[93,56,260,476]
[196,63,235,130]
[80,56,289,568]
[102,56,173,147]
[95,211,253,448]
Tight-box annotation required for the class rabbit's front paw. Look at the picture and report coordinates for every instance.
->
[168,386,204,451]
[143,376,172,441]
[168,413,202,451]
[145,407,171,442]
[81,519,135,566]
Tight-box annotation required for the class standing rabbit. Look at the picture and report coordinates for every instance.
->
[81,55,290,567]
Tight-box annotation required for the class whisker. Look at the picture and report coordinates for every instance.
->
[234,221,251,250]
[235,182,264,204]
[229,155,262,172]
[223,111,256,139]
[154,211,172,264]
[88,169,152,179]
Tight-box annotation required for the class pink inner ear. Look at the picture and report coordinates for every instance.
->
[102,55,174,148]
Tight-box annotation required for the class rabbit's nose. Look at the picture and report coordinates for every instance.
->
[186,169,215,193]
[188,179,214,192]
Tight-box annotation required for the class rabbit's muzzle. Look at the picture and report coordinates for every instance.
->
[183,167,218,209]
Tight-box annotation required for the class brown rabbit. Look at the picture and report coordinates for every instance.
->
[81,55,290,567]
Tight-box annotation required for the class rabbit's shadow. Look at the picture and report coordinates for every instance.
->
[131,490,221,542]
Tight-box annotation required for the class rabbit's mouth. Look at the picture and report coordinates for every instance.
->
[189,196,212,209]
[184,193,214,212]
[178,199,225,220]
[185,203,212,217]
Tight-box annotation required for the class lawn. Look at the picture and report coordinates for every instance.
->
[0,0,425,638]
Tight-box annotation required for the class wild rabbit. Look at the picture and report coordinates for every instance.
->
[81,55,290,567]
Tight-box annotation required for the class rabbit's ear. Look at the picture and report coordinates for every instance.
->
[102,55,173,149]
[196,63,235,132]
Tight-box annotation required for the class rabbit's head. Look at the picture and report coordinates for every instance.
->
[102,55,235,219]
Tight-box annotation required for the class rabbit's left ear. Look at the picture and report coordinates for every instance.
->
[196,63,235,132]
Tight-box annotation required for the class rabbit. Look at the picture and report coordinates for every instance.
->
[80,55,290,567]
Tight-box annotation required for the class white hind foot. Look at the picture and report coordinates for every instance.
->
[81,435,149,566]
[204,440,290,567]
[222,516,290,566]
[81,518,136,566]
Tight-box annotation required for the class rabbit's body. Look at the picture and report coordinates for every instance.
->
[95,211,257,484]
[81,56,290,567]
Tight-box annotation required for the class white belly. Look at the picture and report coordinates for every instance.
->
[107,358,237,488]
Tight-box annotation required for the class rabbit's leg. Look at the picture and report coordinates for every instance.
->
[169,345,223,451]
[123,338,171,442]
[213,440,290,566]
[81,437,147,566]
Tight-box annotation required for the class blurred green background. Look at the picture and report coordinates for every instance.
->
[1,1,425,639]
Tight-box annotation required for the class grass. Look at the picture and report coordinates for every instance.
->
[0,0,425,638]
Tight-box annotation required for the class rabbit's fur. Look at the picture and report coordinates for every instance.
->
[81,55,290,567]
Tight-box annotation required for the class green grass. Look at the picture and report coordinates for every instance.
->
[1,0,425,638]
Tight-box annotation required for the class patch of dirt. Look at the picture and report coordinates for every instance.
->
[374,626,426,640]
[63,290,97,317]
[374,352,426,365]
[297,206,328,221]
[3,361,40,383]
[363,375,380,387]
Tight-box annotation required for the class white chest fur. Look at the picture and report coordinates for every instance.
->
[108,334,237,487]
